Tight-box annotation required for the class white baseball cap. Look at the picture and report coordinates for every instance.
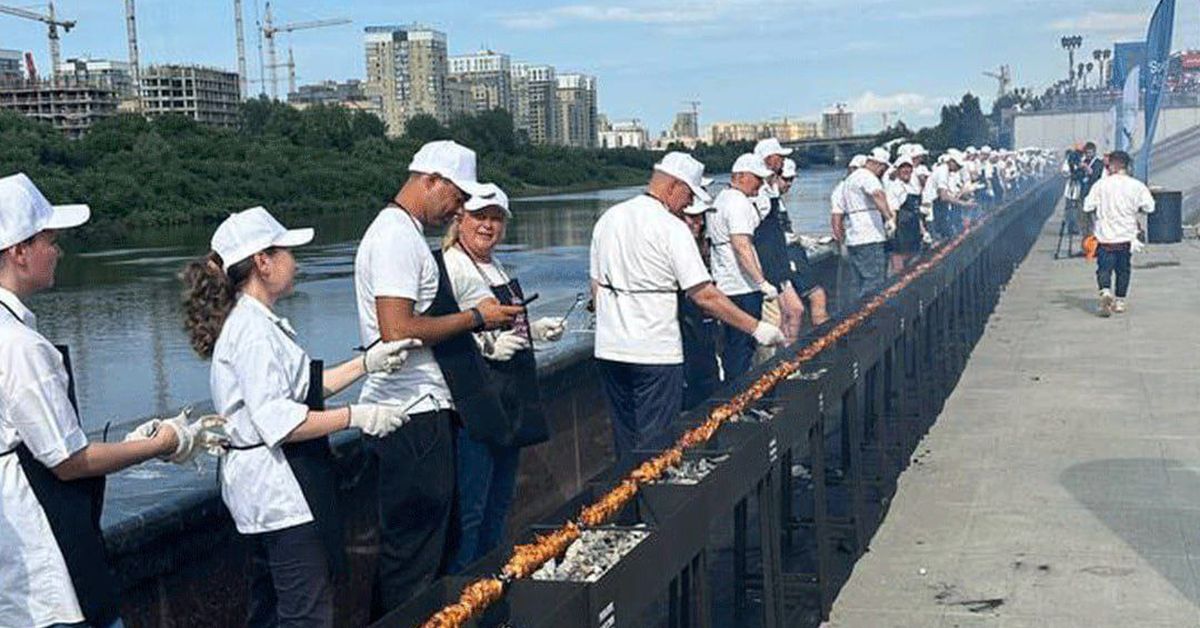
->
[781,158,798,179]
[753,138,793,158]
[408,140,489,198]
[909,143,929,157]
[463,183,511,218]
[849,154,868,169]
[683,199,713,216]
[893,155,915,169]
[654,152,712,204]
[211,206,313,271]
[867,147,891,164]
[944,149,964,165]
[731,153,774,179]
[0,173,90,251]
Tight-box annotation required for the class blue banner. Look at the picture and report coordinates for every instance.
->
[1138,0,1176,180]
[1111,41,1147,89]
[1116,66,1140,152]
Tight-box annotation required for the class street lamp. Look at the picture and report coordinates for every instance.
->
[1061,35,1083,87]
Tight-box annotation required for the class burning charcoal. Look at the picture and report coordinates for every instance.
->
[653,455,728,485]
[530,527,651,583]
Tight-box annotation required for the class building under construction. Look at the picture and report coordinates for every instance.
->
[140,64,240,128]
[0,76,119,139]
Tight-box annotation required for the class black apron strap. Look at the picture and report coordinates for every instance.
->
[279,359,348,577]
[427,250,514,447]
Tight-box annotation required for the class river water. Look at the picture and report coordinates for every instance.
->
[30,168,843,431]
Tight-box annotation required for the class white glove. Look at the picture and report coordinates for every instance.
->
[157,409,198,464]
[530,317,567,343]
[487,330,530,362]
[885,219,897,237]
[364,338,422,374]
[758,281,779,301]
[1131,238,1146,254]
[124,418,162,443]
[753,321,787,347]
[349,404,411,437]
[922,231,934,245]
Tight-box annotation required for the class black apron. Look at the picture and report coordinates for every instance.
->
[427,250,516,447]
[752,195,792,290]
[0,302,121,626]
[281,360,347,577]
[678,291,719,410]
[454,246,549,448]
[893,192,923,254]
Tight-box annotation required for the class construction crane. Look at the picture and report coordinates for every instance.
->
[124,0,141,111]
[261,2,349,100]
[233,0,248,99]
[983,65,1012,102]
[0,2,75,85]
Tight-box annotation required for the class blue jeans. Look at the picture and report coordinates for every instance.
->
[1096,243,1132,298]
[847,242,887,298]
[450,430,520,573]
[722,292,764,383]
[598,360,683,462]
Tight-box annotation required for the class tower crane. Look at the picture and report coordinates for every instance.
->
[983,65,1012,102]
[0,2,75,85]
[261,2,349,100]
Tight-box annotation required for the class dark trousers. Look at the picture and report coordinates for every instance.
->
[371,409,457,619]
[1096,243,1132,298]
[598,359,683,462]
[450,429,519,573]
[721,292,764,383]
[246,522,333,628]
[847,242,887,298]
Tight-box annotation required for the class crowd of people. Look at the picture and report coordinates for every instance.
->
[0,136,1056,628]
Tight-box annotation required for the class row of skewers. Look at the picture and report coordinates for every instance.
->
[420,220,983,628]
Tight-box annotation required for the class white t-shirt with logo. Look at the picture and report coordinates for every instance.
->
[832,168,887,247]
[708,188,762,296]
[354,206,452,415]
[590,194,712,365]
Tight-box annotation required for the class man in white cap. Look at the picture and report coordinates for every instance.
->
[751,139,806,344]
[354,140,525,615]
[929,149,976,239]
[832,147,895,298]
[590,152,784,461]
[708,153,786,381]
[0,173,200,628]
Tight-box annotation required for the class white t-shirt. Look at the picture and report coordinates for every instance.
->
[0,288,87,627]
[753,183,780,220]
[443,245,524,347]
[832,168,887,247]
[708,188,763,296]
[1083,173,1156,244]
[590,194,712,365]
[354,206,452,415]
[210,295,314,534]
[885,177,910,211]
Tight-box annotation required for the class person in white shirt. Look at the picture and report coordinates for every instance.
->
[353,140,525,616]
[751,140,806,344]
[0,173,201,628]
[885,156,925,272]
[180,206,414,627]
[777,159,830,328]
[709,153,783,381]
[832,147,895,298]
[439,184,566,572]
[926,150,975,240]
[590,152,785,461]
[1082,150,1155,316]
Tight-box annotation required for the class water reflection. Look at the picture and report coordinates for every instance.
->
[32,169,843,430]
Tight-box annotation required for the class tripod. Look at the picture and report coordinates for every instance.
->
[1055,184,1082,259]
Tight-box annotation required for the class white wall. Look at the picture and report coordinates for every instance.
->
[1014,106,1200,153]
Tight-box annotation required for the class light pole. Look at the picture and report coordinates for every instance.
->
[1102,49,1112,87]
[1061,35,1083,89]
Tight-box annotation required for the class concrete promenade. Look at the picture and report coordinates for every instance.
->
[826,210,1200,627]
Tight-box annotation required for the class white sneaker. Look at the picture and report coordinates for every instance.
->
[1113,298,1127,314]
[1098,289,1114,318]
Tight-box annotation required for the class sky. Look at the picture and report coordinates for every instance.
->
[2,0,1197,136]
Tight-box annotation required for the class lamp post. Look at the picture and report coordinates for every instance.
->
[1061,35,1083,89]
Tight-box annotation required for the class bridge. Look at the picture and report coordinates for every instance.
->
[783,134,879,164]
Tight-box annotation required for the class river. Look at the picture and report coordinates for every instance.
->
[29,168,844,431]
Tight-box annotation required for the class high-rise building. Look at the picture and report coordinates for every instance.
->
[445,75,476,119]
[0,76,119,138]
[767,118,819,142]
[672,111,699,139]
[556,73,597,148]
[140,65,240,128]
[511,63,558,145]
[287,79,381,118]
[0,49,23,83]
[364,25,449,136]
[449,50,512,113]
[821,104,854,138]
[56,58,136,97]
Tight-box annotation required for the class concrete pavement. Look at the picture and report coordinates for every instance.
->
[826,210,1200,627]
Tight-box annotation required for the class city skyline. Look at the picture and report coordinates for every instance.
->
[2,0,1198,136]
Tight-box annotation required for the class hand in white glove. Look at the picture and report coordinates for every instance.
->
[531,317,567,343]
[752,321,787,347]
[349,404,411,438]
[157,409,197,464]
[922,231,934,245]
[123,418,162,443]
[487,330,530,362]
[885,219,897,237]
[363,338,422,374]
[1131,238,1146,254]
[758,281,780,301]
[194,414,230,457]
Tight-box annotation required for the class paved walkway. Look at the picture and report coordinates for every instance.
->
[827,213,1200,627]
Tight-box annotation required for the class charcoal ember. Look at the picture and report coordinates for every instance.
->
[653,455,727,485]
[530,527,650,583]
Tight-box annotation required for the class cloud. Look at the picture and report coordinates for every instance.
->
[498,0,797,30]
[1049,11,1148,37]
[847,91,949,115]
